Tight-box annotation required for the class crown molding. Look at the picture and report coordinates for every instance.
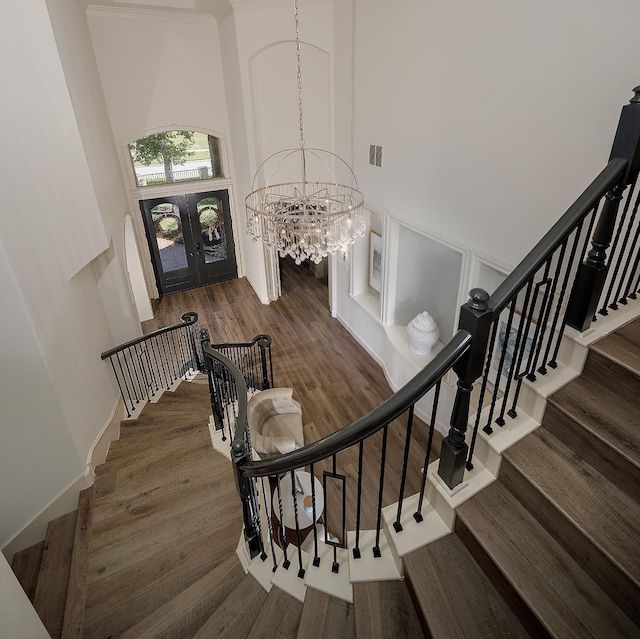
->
[85,4,217,25]
[229,0,330,10]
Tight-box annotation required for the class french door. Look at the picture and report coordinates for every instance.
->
[140,190,237,295]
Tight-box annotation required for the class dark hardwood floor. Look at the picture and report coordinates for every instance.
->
[143,259,442,532]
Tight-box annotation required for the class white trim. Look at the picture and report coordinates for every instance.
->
[1,474,90,561]
[85,4,216,24]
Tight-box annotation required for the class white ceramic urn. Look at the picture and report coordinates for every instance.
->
[407,311,440,356]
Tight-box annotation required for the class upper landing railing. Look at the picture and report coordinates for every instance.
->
[101,312,201,417]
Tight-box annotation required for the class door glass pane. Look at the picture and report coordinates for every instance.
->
[151,203,188,272]
[197,198,227,264]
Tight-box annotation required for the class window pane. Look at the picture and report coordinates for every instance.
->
[197,198,227,263]
[152,203,188,272]
[129,131,224,187]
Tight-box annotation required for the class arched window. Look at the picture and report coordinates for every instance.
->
[128,130,224,187]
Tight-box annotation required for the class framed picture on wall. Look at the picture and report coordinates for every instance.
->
[368,230,383,294]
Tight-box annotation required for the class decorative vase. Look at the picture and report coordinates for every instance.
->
[407,312,440,355]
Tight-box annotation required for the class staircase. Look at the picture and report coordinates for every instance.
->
[10,320,640,638]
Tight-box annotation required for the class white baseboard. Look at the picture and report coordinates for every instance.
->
[1,474,90,561]
[1,397,123,561]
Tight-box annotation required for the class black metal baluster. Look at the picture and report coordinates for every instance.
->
[536,239,570,375]
[617,187,640,302]
[415,381,441,521]
[154,334,168,390]
[353,441,364,559]
[290,470,305,579]
[474,321,498,435]
[262,475,278,571]
[509,279,548,417]
[373,425,389,558]
[275,475,289,569]
[393,405,415,533]
[310,462,320,567]
[122,346,140,406]
[159,333,172,389]
[109,356,131,417]
[136,344,151,402]
[492,298,522,426]
[144,341,159,396]
[598,183,636,315]
[177,327,189,377]
[550,208,600,365]
[523,273,552,383]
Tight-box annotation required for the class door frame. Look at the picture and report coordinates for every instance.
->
[121,127,243,301]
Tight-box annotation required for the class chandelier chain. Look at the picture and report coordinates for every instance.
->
[294,0,305,148]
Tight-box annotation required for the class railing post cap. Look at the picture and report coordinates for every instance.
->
[467,288,490,311]
[631,86,640,104]
[231,441,245,457]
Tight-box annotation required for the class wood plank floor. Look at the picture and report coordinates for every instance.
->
[143,259,442,533]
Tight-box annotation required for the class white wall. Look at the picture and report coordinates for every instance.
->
[0,0,140,551]
[87,10,247,300]
[218,11,269,301]
[344,0,640,267]
[333,0,640,369]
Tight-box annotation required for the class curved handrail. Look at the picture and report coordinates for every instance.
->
[212,334,272,349]
[235,329,472,478]
[489,158,627,317]
[100,312,199,360]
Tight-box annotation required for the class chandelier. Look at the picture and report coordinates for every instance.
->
[245,0,365,265]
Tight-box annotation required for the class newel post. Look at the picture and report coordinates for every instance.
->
[565,86,640,332]
[200,328,223,431]
[257,335,272,390]
[438,289,493,489]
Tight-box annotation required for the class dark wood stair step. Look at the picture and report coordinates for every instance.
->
[11,539,45,602]
[245,585,303,639]
[103,425,211,472]
[296,587,355,639]
[404,534,530,639]
[353,579,425,638]
[118,552,244,639]
[61,485,94,639]
[33,509,77,638]
[583,317,640,409]
[93,440,220,515]
[192,572,267,639]
[545,376,640,503]
[501,428,640,626]
[457,479,638,638]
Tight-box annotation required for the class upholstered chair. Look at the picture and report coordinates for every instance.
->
[247,388,304,459]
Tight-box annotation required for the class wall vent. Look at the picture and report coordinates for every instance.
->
[369,144,383,167]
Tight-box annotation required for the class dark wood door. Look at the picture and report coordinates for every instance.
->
[140,190,237,295]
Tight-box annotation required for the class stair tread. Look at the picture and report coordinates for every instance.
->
[296,588,354,639]
[503,427,640,587]
[405,534,530,639]
[353,579,425,639]
[193,572,267,639]
[61,485,94,639]
[119,552,243,639]
[548,375,640,468]
[246,585,303,639]
[11,540,45,602]
[591,317,640,377]
[457,480,638,638]
[33,510,78,638]
[83,556,219,638]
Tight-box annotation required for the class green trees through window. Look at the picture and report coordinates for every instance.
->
[129,131,224,187]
